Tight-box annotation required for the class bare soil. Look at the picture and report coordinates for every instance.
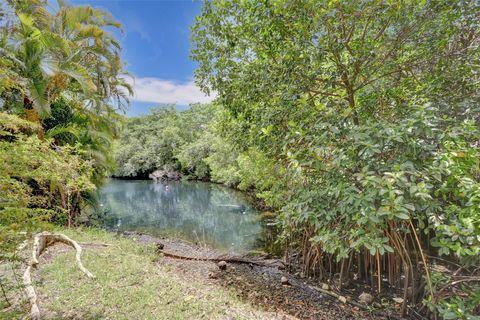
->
[134,233,382,320]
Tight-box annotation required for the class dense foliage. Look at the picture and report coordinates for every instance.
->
[0,0,129,300]
[191,0,480,318]
[115,104,235,183]
[1,0,479,318]
[115,103,284,200]
[0,113,95,258]
[1,0,131,178]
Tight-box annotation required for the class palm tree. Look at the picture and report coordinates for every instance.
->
[1,0,132,116]
[1,0,132,180]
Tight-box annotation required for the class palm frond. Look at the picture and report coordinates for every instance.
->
[27,79,49,115]
[45,124,80,140]
[62,62,96,94]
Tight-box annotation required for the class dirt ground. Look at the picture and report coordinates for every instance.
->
[2,230,398,320]
[135,233,383,320]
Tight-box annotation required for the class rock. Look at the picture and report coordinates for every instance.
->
[208,272,218,279]
[281,276,289,285]
[359,292,374,305]
[321,283,330,290]
[338,296,347,304]
[149,165,182,182]
[393,297,404,304]
[217,261,227,270]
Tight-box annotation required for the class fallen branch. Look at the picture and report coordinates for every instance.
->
[24,232,96,320]
[31,232,95,278]
[157,245,281,267]
[23,266,40,320]
[79,242,112,247]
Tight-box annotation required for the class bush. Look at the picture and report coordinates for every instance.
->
[0,113,95,260]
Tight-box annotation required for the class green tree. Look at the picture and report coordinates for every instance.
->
[1,0,131,181]
[115,106,183,177]
[1,0,131,115]
[192,1,480,317]
[0,0,130,307]
[0,112,95,259]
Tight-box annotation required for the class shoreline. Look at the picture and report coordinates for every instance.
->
[2,227,379,319]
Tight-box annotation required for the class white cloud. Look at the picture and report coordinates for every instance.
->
[126,77,214,105]
[124,14,151,42]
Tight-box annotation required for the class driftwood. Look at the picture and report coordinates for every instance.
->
[23,265,40,320]
[23,232,96,320]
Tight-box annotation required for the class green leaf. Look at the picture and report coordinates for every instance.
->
[395,212,410,220]
[384,245,394,253]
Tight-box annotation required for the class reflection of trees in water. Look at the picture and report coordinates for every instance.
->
[98,180,263,252]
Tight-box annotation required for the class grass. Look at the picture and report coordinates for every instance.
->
[8,228,269,320]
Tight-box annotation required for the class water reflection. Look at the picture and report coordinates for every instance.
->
[98,179,265,252]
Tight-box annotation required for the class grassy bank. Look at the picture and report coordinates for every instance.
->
[2,228,273,320]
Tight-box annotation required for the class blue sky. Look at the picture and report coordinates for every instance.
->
[71,0,213,116]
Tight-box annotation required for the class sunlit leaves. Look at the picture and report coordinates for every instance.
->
[193,1,479,317]
[0,113,95,259]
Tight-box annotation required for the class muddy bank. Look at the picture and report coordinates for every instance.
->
[131,232,385,320]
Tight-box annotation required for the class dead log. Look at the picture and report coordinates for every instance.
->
[23,232,96,320]
[23,266,40,320]
[157,247,281,267]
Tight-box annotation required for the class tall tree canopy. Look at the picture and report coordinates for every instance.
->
[0,0,130,270]
[1,0,131,115]
[192,1,480,318]
[1,0,132,180]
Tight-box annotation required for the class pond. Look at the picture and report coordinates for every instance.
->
[96,179,273,253]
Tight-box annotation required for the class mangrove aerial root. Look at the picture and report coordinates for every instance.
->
[24,232,96,320]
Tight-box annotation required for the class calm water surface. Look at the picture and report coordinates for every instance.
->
[97,179,268,252]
